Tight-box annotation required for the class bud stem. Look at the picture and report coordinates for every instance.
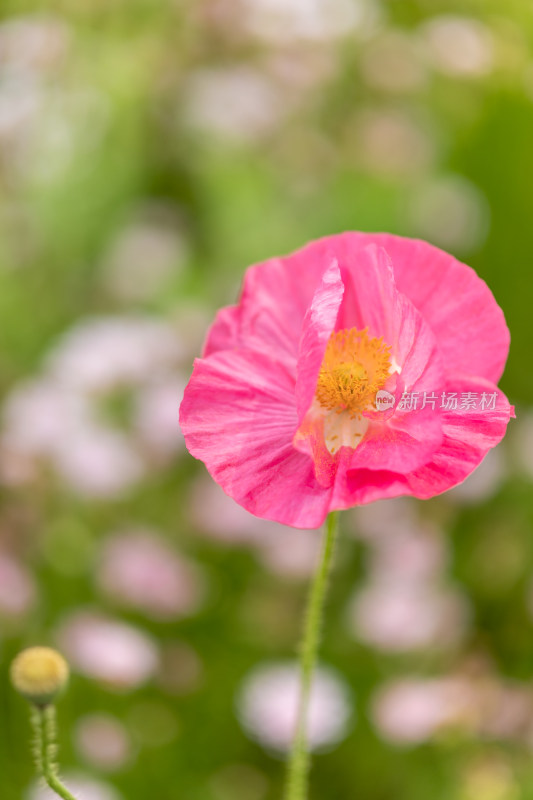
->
[284,510,340,800]
[30,705,79,800]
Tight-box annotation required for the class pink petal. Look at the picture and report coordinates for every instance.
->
[208,240,348,364]
[237,252,327,362]
[295,246,446,485]
[405,376,513,498]
[336,244,444,391]
[332,376,512,507]
[333,468,410,508]
[203,305,240,356]
[328,232,509,382]
[295,259,344,421]
[180,349,330,528]
[293,409,338,489]
[375,234,510,383]
[348,405,443,474]
[336,244,398,344]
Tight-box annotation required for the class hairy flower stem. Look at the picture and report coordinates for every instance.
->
[284,511,340,800]
[30,705,78,800]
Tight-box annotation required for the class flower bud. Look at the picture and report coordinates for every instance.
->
[10,647,69,706]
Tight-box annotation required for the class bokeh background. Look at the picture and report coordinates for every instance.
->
[0,0,533,798]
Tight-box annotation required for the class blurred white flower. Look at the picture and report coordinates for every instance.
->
[241,0,374,44]
[184,67,286,143]
[28,774,122,800]
[256,528,320,579]
[27,86,110,184]
[97,529,204,620]
[421,16,494,78]
[0,14,70,76]
[349,497,419,542]
[56,611,158,690]
[134,377,185,460]
[190,476,273,544]
[0,74,41,150]
[350,581,468,652]
[375,672,533,750]
[46,316,183,392]
[2,378,91,456]
[237,662,352,753]
[264,49,338,92]
[53,426,144,499]
[0,378,142,496]
[0,551,37,619]
[1,314,186,497]
[479,682,533,741]
[372,677,473,744]
[369,525,447,583]
[1,378,144,498]
[0,16,108,186]
[75,714,131,771]
[101,204,189,303]
[354,108,435,176]
[408,174,490,254]
[349,507,468,653]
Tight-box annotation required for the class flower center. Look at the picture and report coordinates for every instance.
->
[315,327,392,415]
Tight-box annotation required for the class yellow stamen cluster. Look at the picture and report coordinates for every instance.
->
[10,647,69,706]
[315,327,392,415]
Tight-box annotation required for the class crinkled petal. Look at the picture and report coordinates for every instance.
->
[348,405,443,474]
[320,232,509,382]
[179,349,331,528]
[203,305,240,356]
[335,244,396,337]
[336,244,444,392]
[237,251,328,362]
[295,259,344,422]
[333,468,410,508]
[374,234,510,383]
[332,375,513,507]
[295,246,446,486]
[405,376,513,498]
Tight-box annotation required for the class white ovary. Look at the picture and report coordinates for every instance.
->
[324,410,369,455]
[390,356,402,375]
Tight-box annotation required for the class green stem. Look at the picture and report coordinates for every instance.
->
[31,705,79,800]
[30,707,44,776]
[284,511,340,800]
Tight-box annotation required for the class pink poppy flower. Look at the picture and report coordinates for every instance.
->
[180,233,513,528]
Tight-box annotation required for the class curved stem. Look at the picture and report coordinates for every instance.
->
[32,706,78,800]
[284,511,340,800]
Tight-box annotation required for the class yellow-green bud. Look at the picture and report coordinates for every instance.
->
[10,647,69,706]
